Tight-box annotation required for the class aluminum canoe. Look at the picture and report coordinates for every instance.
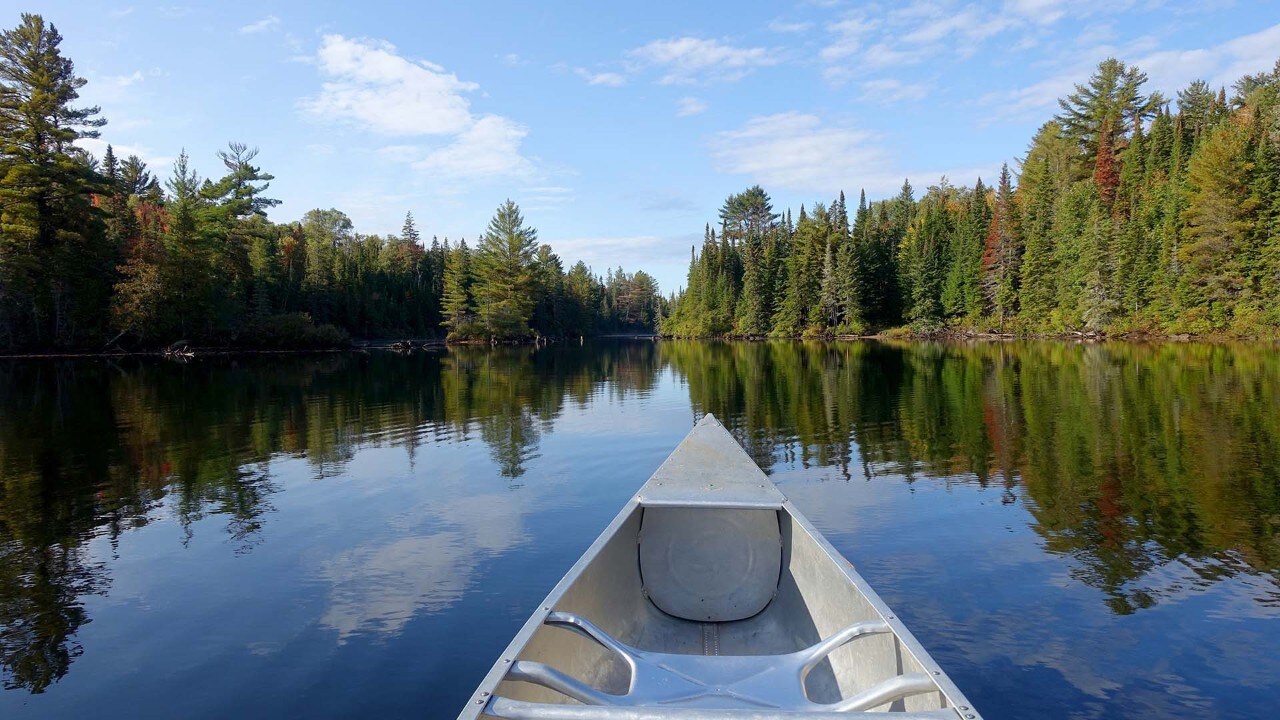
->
[460,414,982,720]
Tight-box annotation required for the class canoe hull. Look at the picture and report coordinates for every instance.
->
[459,416,980,719]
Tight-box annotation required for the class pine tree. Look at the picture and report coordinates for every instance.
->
[0,13,109,346]
[1178,79,1217,142]
[441,239,475,337]
[774,204,825,334]
[943,178,989,320]
[982,164,1021,326]
[1093,119,1120,208]
[1057,58,1160,164]
[163,150,218,338]
[1080,200,1118,329]
[818,237,839,329]
[120,154,161,202]
[1018,157,1058,324]
[204,142,279,219]
[472,200,539,338]
[1178,119,1258,324]
[903,202,949,327]
[401,212,421,246]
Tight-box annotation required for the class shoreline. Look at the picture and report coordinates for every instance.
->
[2,330,1274,359]
[0,334,658,359]
[661,328,1280,344]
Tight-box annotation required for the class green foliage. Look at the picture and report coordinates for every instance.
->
[472,200,539,339]
[240,313,350,349]
[0,14,110,347]
[0,15,663,351]
[665,56,1280,338]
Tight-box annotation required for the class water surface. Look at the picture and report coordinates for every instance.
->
[1,341,1277,718]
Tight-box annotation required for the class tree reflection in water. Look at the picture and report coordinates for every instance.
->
[662,340,1280,614]
[1,339,1277,693]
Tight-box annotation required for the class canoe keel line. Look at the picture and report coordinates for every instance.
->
[460,414,982,719]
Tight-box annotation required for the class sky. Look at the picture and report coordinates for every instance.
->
[30,0,1280,293]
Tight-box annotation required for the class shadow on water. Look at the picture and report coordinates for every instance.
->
[0,339,1277,710]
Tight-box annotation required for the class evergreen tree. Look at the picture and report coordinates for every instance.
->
[1018,163,1058,323]
[1057,58,1161,163]
[401,212,421,246]
[441,239,475,337]
[982,164,1021,326]
[0,13,109,346]
[1178,119,1258,325]
[472,200,539,338]
[1178,80,1218,141]
[120,154,161,202]
[204,142,279,219]
[1094,119,1120,208]
[942,178,989,320]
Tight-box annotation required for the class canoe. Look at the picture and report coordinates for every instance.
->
[459,414,982,719]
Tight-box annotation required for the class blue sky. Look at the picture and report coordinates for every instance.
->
[38,0,1280,292]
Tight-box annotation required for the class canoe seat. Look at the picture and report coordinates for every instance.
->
[638,507,782,622]
[488,610,942,716]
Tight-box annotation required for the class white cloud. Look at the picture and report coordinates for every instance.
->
[980,73,1077,122]
[518,185,575,212]
[547,235,689,279]
[817,0,1085,81]
[76,138,173,170]
[574,67,626,87]
[769,19,813,33]
[821,16,878,62]
[304,35,534,184]
[1137,23,1280,92]
[239,15,280,34]
[859,78,931,104]
[84,68,159,106]
[981,23,1280,124]
[304,35,476,136]
[676,96,708,117]
[710,113,890,193]
[711,112,997,196]
[1003,0,1068,24]
[409,115,533,180]
[860,41,931,68]
[628,37,780,84]
[104,70,145,87]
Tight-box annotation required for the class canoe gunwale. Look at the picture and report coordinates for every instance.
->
[779,497,979,716]
[458,497,645,720]
[487,697,963,719]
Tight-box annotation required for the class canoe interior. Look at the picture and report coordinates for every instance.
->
[486,504,949,714]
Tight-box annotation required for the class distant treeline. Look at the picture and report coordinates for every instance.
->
[664,57,1280,338]
[0,14,663,351]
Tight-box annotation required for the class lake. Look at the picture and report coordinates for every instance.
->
[1,340,1277,718]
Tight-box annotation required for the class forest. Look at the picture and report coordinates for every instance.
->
[663,57,1280,338]
[0,14,663,351]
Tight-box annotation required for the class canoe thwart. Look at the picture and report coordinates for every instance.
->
[492,610,934,713]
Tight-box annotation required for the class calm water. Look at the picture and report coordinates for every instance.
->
[1,341,1278,718]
